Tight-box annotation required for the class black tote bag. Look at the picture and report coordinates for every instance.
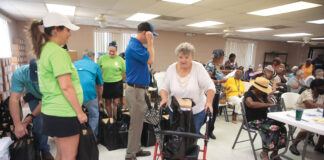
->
[77,123,99,160]
[9,125,41,160]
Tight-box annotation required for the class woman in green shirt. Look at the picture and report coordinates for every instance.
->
[28,13,87,160]
[98,41,126,119]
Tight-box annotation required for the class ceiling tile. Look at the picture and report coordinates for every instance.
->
[164,5,214,18]
[79,0,118,10]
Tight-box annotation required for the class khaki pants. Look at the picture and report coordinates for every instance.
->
[228,96,243,114]
[125,85,148,158]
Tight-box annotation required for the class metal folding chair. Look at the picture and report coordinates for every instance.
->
[232,102,261,160]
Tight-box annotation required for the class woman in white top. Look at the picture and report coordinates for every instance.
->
[159,42,215,133]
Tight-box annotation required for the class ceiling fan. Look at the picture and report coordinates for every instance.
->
[94,14,128,28]
[287,37,324,46]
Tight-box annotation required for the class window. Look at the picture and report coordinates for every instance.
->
[122,33,136,52]
[225,39,256,70]
[94,30,136,61]
[94,31,111,61]
[0,15,12,58]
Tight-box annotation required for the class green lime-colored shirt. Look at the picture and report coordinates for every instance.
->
[98,55,126,82]
[38,42,83,117]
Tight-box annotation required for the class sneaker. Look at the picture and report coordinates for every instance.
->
[136,150,151,157]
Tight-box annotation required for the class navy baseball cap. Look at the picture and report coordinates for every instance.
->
[29,59,38,82]
[137,22,158,36]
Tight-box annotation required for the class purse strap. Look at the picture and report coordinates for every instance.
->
[144,91,153,110]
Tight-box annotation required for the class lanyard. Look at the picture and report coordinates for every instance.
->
[235,79,240,92]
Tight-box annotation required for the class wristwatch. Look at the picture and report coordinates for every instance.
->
[26,113,36,120]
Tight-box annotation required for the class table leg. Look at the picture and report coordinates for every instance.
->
[301,132,310,160]
[271,125,293,160]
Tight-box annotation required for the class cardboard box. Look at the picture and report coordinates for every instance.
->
[68,50,78,62]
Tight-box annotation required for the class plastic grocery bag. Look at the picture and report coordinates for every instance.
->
[0,137,13,160]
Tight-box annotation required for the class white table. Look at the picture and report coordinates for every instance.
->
[268,109,324,160]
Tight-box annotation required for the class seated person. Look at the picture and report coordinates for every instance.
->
[244,77,287,160]
[274,67,288,93]
[245,65,255,82]
[263,65,278,103]
[305,68,324,87]
[287,69,306,93]
[289,79,324,155]
[223,70,245,124]
[288,66,299,80]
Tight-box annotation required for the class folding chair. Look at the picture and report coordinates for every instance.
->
[281,92,300,141]
[232,102,261,160]
[280,92,300,111]
[243,81,252,92]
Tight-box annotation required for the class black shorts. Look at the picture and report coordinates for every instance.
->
[41,113,81,137]
[103,80,123,99]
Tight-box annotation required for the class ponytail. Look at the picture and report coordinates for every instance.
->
[27,20,47,59]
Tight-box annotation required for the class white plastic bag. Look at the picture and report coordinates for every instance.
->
[0,137,14,160]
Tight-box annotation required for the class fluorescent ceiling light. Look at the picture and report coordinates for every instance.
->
[162,0,201,4]
[187,21,223,27]
[46,3,76,16]
[311,37,324,40]
[205,33,223,35]
[307,19,324,24]
[126,13,160,21]
[274,33,312,37]
[236,27,272,32]
[248,1,321,16]
[287,41,301,43]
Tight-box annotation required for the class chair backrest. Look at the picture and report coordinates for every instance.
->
[280,92,300,111]
[305,76,315,87]
[243,82,252,92]
[153,72,166,90]
[240,101,249,126]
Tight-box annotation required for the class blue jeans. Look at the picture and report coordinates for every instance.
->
[167,107,206,134]
[83,98,99,136]
[28,99,50,152]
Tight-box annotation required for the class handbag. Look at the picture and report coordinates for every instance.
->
[9,125,41,160]
[77,123,99,160]
[163,96,197,159]
[144,91,160,126]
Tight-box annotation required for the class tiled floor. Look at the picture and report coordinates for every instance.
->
[23,106,323,160]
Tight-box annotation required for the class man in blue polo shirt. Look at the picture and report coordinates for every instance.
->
[9,59,54,160]
[74,50,103,136]
[125,22,157,160]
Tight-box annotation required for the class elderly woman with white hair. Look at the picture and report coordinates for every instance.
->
[287,69,306,93]
[159,42,215,134]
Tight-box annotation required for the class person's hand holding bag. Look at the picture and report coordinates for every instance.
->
[77,112,88,124]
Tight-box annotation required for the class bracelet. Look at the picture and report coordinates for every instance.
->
[26,113,36,120]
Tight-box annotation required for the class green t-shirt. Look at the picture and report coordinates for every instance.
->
[38,42,83,117]
[98,55,126,82]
